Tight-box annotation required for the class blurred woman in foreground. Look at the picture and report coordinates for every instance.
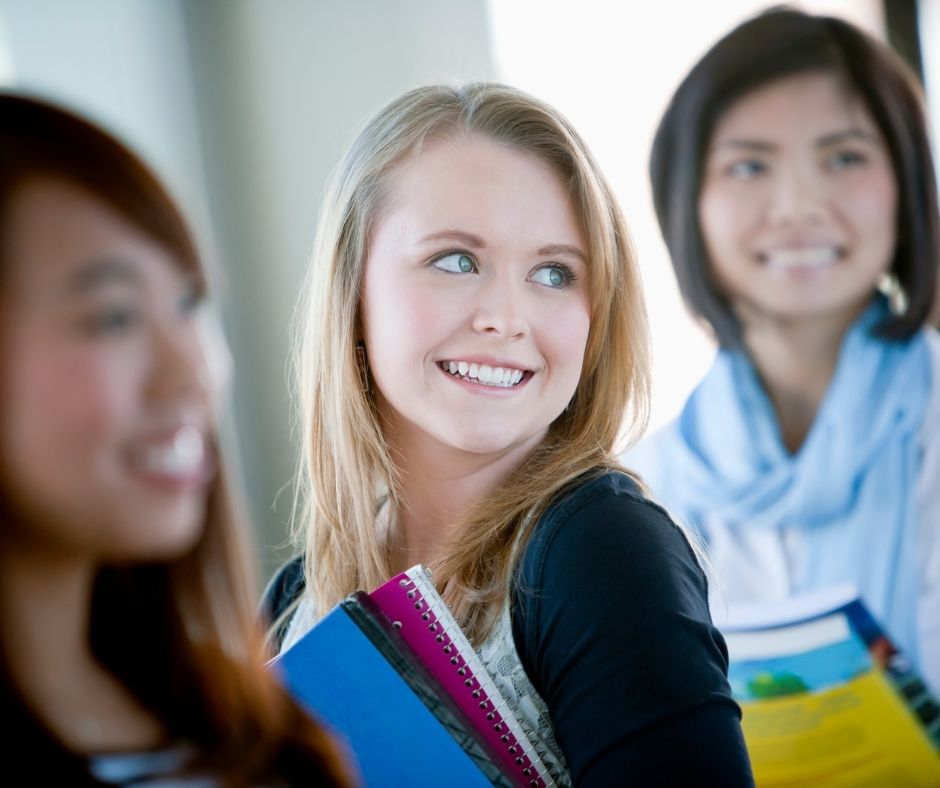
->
[0,93,352,785]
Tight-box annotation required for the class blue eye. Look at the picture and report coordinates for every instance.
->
[827,149,867,171]
[530,264,575,289]
[432,252,476,274]
[727,159,767,179]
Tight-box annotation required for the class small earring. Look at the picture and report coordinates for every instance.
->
[355,341,370,394]
[876,272,909,317]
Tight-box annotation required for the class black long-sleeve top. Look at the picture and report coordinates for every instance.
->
[510,470,753,786]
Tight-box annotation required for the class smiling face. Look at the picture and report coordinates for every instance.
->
[0,176,219,562]
[698,71,898,331]
[360,136,591,464]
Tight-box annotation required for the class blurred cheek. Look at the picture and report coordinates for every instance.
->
[3,341,124,475]
[196,310,233,403]
[699,189,734,250]
[849,177,897,248]
[698,187,758,290]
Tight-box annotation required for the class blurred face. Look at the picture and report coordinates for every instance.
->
[698,71,898,329]
[361,136,591,462]
[0,176,219,562]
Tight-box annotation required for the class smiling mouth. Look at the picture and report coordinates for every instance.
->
[758,246,844,270]
[437,360,529,388]
[130,425,215,485]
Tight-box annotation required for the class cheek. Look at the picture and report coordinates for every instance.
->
[3,346,131,471]
[845,174,898,250]
[543,297,591,381]
[698,187,748,259]
[362,268,455,366]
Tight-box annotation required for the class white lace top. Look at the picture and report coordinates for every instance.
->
[476,600,571,786]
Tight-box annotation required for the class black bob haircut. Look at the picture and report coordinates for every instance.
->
[650,6,939,347]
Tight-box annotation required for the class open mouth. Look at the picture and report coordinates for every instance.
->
[437,360,530,389]
[758,245,844,270]
[130,425,216,486]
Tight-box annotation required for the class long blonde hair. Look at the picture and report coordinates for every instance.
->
[294,82,650,643]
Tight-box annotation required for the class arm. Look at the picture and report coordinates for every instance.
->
[512,475,754,786]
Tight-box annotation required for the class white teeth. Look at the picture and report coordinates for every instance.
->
[137,426,205,476]
[440,361,526,388]
[764,246,838,270]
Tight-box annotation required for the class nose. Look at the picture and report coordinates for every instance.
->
[470,271,529,339]
[767,164,828,228]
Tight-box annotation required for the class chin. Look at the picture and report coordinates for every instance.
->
[449,426,541,458]
[121,506,207,561]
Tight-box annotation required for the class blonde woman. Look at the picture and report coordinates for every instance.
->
[265,83,753,786]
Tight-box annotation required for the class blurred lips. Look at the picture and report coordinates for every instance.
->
[129,424,215,489]
[757,243,844,270]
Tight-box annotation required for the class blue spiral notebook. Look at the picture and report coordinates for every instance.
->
[271,592,509,787]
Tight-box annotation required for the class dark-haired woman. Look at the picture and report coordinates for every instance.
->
[0,93,353,785]
[626,8,940,694]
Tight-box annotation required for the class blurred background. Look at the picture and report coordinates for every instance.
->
[1,0,935,583]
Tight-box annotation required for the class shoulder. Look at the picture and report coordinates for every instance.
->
[260,556,306,632]
[532,467,667,526]
[520,469,704,589]
[515,469,710,643]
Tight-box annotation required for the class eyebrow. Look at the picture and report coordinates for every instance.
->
[419,231,586,263]
[65,258,140,294]
[712,127,880,154]
[419,230,486,248]
[537,243,587,263]
[815,128,881,147]
[711,139,775,154]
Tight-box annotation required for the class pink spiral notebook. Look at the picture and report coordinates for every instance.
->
[370,565,555,788]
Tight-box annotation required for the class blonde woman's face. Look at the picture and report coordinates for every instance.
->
[361,136,591,462]
[0,176,219,561]
[699,71,897,330]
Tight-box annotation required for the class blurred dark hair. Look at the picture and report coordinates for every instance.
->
[650,6,940,346]
[0,93,204,292]
[0,93,351,785]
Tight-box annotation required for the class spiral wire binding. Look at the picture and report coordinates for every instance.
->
[396,570,555,788]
